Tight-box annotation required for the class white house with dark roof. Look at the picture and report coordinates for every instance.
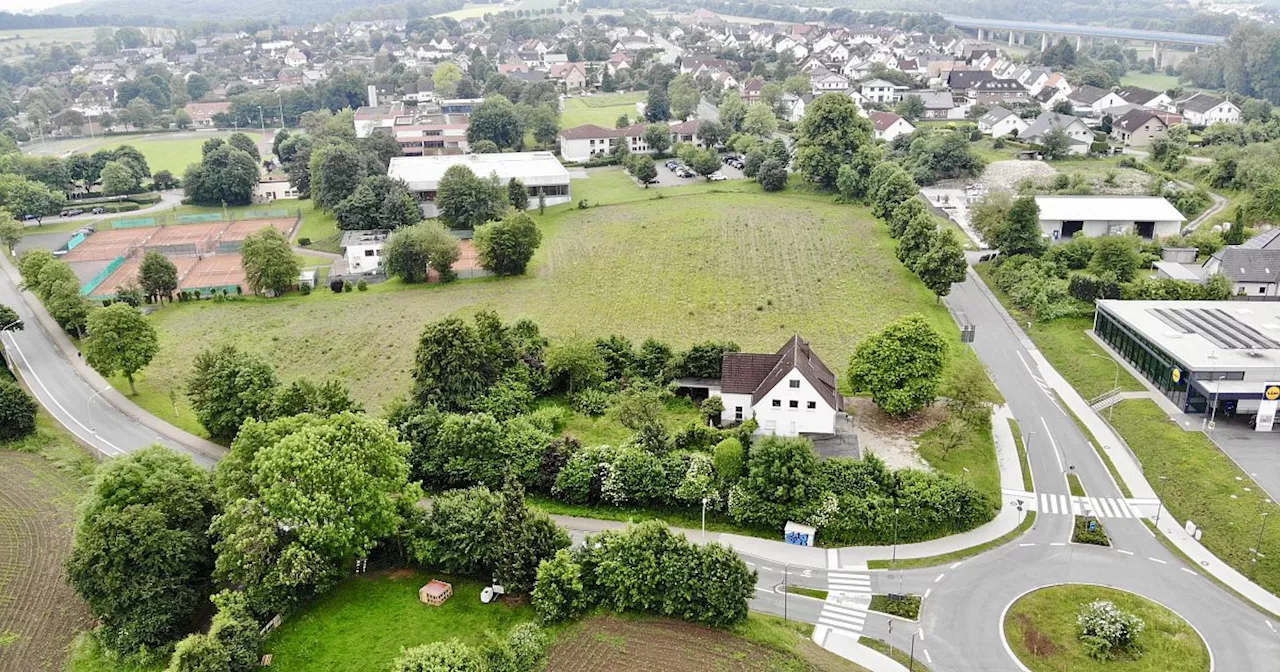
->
[978,106,1029,138]
[714,336,841,436]
[1177,92,1241,126]
[1200,228,1280,298]
[869,111,915,142]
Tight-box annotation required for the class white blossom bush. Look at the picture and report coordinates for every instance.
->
[1076,599,1144,660]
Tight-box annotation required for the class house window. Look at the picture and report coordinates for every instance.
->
[772,399,781,407]
[807,401,816,410]
[364,249,375,257]
[789,400,799,409]
[735,406,743,421]
[789,380,800,388]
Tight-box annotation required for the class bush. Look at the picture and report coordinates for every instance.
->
[1076,600,1144,660]
[298,237,312,246]
[601,447,667,505]
[0,379,38,440]
[1072,516,1110,546]
[756,158,787,191]
[357,279,368,291]
[571,388,613,416]
[391,639,486,672]
[531,549,586,623]
[329,277,343,293]
[553,445,617,504]
[729,436,820,529]
[1067,273,1122,303]
[713,438,745,485]
[343,280,353,292]
[484,622,549,672]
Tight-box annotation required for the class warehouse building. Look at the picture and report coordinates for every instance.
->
[1094,300,1280,430]
[1036,196,1185,242]
[387,152,572,218]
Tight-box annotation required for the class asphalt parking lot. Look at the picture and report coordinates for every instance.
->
[650,155,747,187]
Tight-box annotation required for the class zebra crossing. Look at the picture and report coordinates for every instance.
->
[819,569,872,638]
[1004,488,1146,519]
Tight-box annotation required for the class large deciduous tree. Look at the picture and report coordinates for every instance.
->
[309,143,366,210]
[794,93,872,189]
[436,164,507,229]
[186,345,280,441]
[139,251,178,303]
[645,85,671,122]
[384,221,461,283]
[916,227,969,299]
[718,91,747,133]
[334,175,422,231]
[466,96,524,150]
[84,303,159,395]
[847,314,948,417]
[183,145,259,206]
[474,211,542,276]
[989,196,1045,257]
[211,412,412,614]
[667,73,700,120]
[0,379,37,440]
[66,446,216,654]
[240,228,300,296]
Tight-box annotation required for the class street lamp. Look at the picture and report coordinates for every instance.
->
[1154,476,1169,528]
[701,497,708,541]
[1208,375,1227,431]
[1251,511,1270,579]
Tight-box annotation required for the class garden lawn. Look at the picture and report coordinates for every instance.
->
[561,92,647,129]
[916,415,1000,504]
[128,189,969,417]
[539,395,701,446]
[293,200,342,253]
[1108,399,1280,597]
[1003,584,1209,672]
[1119,72,1181,91]
[572,167,765,206]
[264,570,534,672]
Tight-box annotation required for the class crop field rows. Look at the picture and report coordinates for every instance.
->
[0,452,91,672]
[546,617,810,672]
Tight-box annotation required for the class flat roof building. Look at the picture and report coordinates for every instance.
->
[388,152,572,218]
[1035,195,1185,243]
[1095,299,1280,427]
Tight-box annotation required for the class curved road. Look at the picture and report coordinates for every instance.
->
[4,243,1277,668]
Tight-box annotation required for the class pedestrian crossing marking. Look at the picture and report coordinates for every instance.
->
[1014,492,1155,519]
[820,569,872,638]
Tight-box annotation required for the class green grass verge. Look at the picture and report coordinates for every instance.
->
[1067,473,1085,498]
[561,92,646,128]
[1140,519,1280,619]
[1003,584,1209,672]
[536,395,701,447]
[858,637,931,671]
[1053,391,1133,499]
[1110,399,1280,597]
[527,493,774,540]
[868,512,1037,570]
[264,570,534,672]
[1072,515,1110,546]
[293,200,342,254]
[785,585,829,601]
[916,413,1001,506]
[1010,418,1033,491]
[1119,71,1181,91]
[868,594,921,620]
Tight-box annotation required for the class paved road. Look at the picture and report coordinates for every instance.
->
[0,256,217,468]
[26,190,184,227]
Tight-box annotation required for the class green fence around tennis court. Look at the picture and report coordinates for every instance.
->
[176,213,225,224]
[105,207,302,229]
[113,218,157,229]
[81,255,126,297]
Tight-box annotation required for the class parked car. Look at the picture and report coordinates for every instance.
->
[91,206,107,214]
[727,158,744,169]
[666,160,680,171]
[21,214,37,221]
[61,208,84,217]
[676,168,695,178]
[708,172,728,181]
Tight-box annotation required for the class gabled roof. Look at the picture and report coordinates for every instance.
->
[971,79,1025,92]
[1114,108,1166,133]
[1022,112,1089,139]
[1116,86,1160,105]
[869,111,908,132]
[1179,92,1233,114]
[946,69,995,90]
[979,106,1018,124]
[721,336,840,409]
[1068,84,1110,104]
[1211,248,1280,283]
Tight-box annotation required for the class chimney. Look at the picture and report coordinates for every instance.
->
[367,84,378,108]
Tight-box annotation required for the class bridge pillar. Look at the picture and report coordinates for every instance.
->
[1009,31,1015,46]
[1152,41,1161,68]
[1041,33,1049,51]
[1076,35,1082,51]
[977,28,984,41]
[1020,32,1026,46]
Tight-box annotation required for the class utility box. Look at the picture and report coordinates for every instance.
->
[784,521,817,546]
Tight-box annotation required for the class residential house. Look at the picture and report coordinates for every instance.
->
[253,175,300,203]
[714,336,842,436]
[284,48,307,68]
[341,229,389,274]
[1116,86,1172,111]
[946,69,995,96]
[860,78,903,104]
[1035,195,1185,242]
[902,90,957,120]
[558,120,705,162]
[1177,92,1241,126]
[1111,108,1169,148]
[1020,112,1095,155]
[978,106,1029,138]
[869,111,915,142]
[781,93,812,123]
[1199,229,1280,299]
[184,101,232,128]
[741,77,765,104]
[1066,84,1126,116]
[812,70,851,93]
[549,62,588,92]
[968,78,1027,106]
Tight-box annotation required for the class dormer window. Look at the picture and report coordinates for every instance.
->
[789,380,800,388]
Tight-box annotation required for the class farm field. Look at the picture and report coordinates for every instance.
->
[127,189,969,425]
[545,614,865,671]
[0,27,101,53]
[0,412,95,672]
[561,92,647,129]
[263,570,534,672]
[1004,584,1209,672]
[1119,71,1181,92]
[23,131,235,176]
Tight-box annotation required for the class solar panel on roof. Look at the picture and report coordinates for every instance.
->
[1150,308,1280,350]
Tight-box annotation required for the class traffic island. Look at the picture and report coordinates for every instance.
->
[1002,584,1209,672]
[1072,516,1110,546]
[868,593,921,621]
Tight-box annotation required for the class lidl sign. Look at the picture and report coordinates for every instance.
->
[1265,385,1280,401]
[1171,368,1181,384]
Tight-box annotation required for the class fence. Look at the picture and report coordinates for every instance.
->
[66,231,88,251]
[113,218,157,229]
[80,255,126,297]
[177,213,226,224]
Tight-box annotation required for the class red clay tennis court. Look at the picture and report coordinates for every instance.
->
[95,257,200,297]
[64,228,156,262]
[181,255,247,292]
[218,217,296,243]
[143,222,225,255]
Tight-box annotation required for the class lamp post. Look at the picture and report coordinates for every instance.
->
[1208,375,1226,431]
[1251,511,1270,579]
[86,386,110,432]
[908,630,918,672]
[701,497,708,542]
[1154,476,1169,528]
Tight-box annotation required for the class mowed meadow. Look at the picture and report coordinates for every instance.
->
[136,191,961,430]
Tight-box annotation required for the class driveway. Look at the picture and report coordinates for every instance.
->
[1202,416,1280,502]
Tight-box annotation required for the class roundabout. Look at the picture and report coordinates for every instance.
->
[1001,584,1211,672]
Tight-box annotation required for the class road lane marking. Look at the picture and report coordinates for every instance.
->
[1117,550,1134,555]
[1266,620,1276,633]
[754,587,772,593]
[1019,543,1035,547]
[917,628,925,641]
[1181,567,1198,576]
[924,649,933,664]
[2,331,124,456]
[1050,542,1065,546]
[924,588,932,599]
[1149,557,1167,564]
[934,573,945,583]
[1041,416,1064,471]
[949,561,961,569]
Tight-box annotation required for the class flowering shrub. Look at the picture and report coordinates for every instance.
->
[1076,599,1144,660]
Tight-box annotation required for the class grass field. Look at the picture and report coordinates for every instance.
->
[857,638,930,671]
[917,413,1000,503]
[1119,72,1181,92]
[547,614,865,671]
[264,570,534,672]
[1004,584,1209,672]
[0,26,101,53]
[0,410,95,672]
[1109,399,1280,597]
[23,131,235,176]
[562,93,647,129]
[1011,418,1034,491]
[124,186,968,424]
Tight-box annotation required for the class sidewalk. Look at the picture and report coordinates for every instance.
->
[0,254,226,462]
[814,630,908,672]
[1030,348,1280,617]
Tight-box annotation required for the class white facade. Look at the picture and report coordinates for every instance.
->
[978,109,1029,138]
[388,152,572,218]
[716,368,837,436]
[341,230,389,274]
[1184,100,1241,126]
[1036,196,1185,242]
[252,178,299,203]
